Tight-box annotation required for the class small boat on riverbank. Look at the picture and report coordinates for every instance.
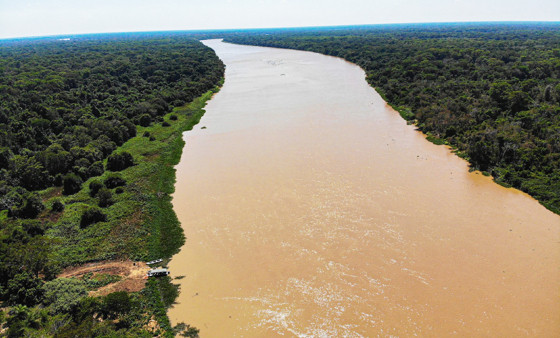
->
[147,268,170,277]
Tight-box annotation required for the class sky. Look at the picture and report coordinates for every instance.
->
[0,0,559,39]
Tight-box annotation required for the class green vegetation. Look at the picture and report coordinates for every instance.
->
[224,22,560,214]
[80,272,122,290]
[0,33,224,336]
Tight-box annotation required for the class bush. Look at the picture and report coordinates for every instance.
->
[6,273,44,306]
[53,173,64,186]
[115,187,124,194]
[6,305,30,337]
[102,291,132,319]
[51,199,64,213]
[71,297,101,323]
[62,173,82,195]
[89,180,103,197]
[80,207,107,228]
[138,114,152,127]
[0,147,13,170]
[169,114,178,121]
[43,278,88,314]
[162,121,171,127]
[106,151,134,171]
[104,174,126,189]
[143,131,151,137]
[97,188,114,208]
[87,161,104,177]
[8,192,44,219]
[21,219,45,236]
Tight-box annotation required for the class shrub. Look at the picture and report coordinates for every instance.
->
[53,173,63,186]
[115,187,124,194]
[102,291,132,319]
[87,161,104,177]
[9,192,44,219]
[43,278,88,314]
[6,273,44,306]
[106,151,134,171]
[104,174,126,189]
[51,199,64,212]
[97,188,114,208]
[80,207,107,228]
[138,114,152,127]
[169,114,178,121]
[6,305,30,337]
[73,166,89,180]
[21,219,45,236]
[0,147,13,169]
[62,173,82,195]
[162,121,171,127]
[89,180,103,197]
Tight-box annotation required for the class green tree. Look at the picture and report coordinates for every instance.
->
[0,147,13,169]
[62,173,82,195]
[8,191,44,219]
[97,187,114,208]
[6,305,30,337]
[80,207,107,228]
[89,179,103,197]
[102,291,132,319]
[106,151,134,171]
[9,155,50,191]
[104,174,126,189]
[51,199,64,212]
[6,273,44,306]
[43,278,88,314]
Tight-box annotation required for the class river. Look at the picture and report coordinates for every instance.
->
[168,39,560,337]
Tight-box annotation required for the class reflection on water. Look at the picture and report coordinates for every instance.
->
[169,40,560,337]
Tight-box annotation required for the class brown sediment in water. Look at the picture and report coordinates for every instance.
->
[168,40,560,337]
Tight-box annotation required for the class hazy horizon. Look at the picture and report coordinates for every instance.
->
[1,0,559,40]
[3,20,560,41]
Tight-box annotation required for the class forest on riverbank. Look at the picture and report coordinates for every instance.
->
[223,22,560,214]
[0,33,223,336]
[1,21,558,337]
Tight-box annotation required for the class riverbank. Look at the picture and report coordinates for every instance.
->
[0,85,221,337]
[167,40,560,337]
[223,24,560,215]
[110,85,222,336]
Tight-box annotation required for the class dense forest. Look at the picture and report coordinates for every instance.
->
[0,33,223,336]
[224,23,560,214]
[1,21,559,336]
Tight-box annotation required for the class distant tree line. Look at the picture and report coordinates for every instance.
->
[225,23,560,214]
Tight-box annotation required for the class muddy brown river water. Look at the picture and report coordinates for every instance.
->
[168,39,560,337]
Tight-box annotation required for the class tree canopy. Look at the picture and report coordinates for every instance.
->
[0,32,224,337]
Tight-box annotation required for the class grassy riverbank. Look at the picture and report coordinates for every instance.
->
[121,86,221,336]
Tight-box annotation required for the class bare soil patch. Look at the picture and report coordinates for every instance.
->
[59,260,150,296]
